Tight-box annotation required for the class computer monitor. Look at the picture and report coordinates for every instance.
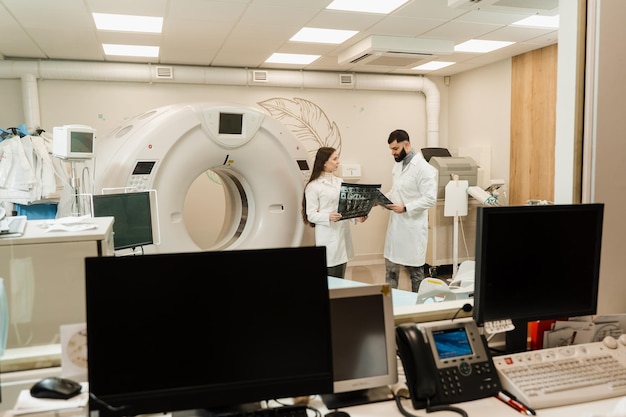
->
[52,124,95,159]
[473,203,604,353]
[420,147,451,162]
[321,284,398,411]
[92,191,154,250]
[85,246,333,417]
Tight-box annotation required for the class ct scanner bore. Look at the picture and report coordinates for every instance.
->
[94,102,312,253]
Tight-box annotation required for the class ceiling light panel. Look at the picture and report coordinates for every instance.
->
[93,13,163,33]
[326,0,410,14]
[290,28,358,44]
[265,53,320,65]
[413,61,455,70]
[103,44,160,57]
[513,15,559,29]
[455,39,514,53]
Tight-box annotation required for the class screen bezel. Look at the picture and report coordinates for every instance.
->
[472,203,604,326]
[327,284,397,394]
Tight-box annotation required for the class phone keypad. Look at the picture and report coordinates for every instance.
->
[438,363,500,399]
[439,368,463,397]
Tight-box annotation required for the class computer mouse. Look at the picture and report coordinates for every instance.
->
[30,377,82,400]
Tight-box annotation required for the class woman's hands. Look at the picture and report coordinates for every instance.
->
[329,212,342,222]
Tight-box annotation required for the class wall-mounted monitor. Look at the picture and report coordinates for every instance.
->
[52,124,95,159]
[85,246,333,417]
[321,283,398,410]
[92,191,154,250]
[473,203,604,353]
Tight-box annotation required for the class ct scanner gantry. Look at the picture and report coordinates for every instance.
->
[94,102,313,253]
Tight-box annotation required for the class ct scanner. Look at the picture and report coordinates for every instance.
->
[94,102,313,253]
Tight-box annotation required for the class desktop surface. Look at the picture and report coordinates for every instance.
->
[326,395,624,417]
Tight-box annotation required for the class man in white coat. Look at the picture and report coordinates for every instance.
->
[383,129,437,292]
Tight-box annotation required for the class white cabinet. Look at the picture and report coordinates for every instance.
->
[0,217,114,356]
[426,200,479,268]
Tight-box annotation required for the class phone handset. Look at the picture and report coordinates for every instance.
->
[395,323,437,409]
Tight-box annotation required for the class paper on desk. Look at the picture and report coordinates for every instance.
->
[45,224,97,232]
[12,383,88,415]
[542,320,594,348]
[38,216,98,233]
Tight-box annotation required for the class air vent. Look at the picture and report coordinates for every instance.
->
[339,74,354,86]
[350,54,373,64]
[154,66,173,79]
[253,70,268,83]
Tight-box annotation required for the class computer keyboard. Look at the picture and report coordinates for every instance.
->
[492,337,626,409]
[209,404,311,417]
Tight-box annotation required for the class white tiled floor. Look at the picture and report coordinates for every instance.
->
[345,262,411,292]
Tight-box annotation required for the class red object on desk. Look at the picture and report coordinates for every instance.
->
[528,319,561,350]
[496,391,536,415]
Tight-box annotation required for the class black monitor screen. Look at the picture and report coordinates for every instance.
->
[85,246,333,417]
[473,203,604,351]
[92,192,153,250]
[219,112,243,134]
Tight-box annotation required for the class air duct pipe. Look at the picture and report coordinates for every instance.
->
[20,73,41,132]
[0,60,441,146]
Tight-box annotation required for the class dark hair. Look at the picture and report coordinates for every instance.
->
[301,147,336,227]
[388,129,410,144]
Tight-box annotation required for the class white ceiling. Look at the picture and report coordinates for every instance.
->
[0,0,559,77]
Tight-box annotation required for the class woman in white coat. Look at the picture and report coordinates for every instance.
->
[302,147,366,278]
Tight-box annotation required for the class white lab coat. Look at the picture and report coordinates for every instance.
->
[0,135,57,204]
[305,172,354,267]
[384,153,437,266]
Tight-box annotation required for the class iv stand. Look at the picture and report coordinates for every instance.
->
[69,160,82,216]
[443,176,469,278]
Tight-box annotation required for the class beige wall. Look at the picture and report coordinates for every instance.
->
[589,0,626,315]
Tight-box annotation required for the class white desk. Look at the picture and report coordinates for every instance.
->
[318,395,622,416]
[2,394,620,417]
[0,217,114,250]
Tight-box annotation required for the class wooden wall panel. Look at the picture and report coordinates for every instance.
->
[509,44,558,205]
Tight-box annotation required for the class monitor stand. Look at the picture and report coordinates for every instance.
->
[321,386,394,410]
[505,319,529,354]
